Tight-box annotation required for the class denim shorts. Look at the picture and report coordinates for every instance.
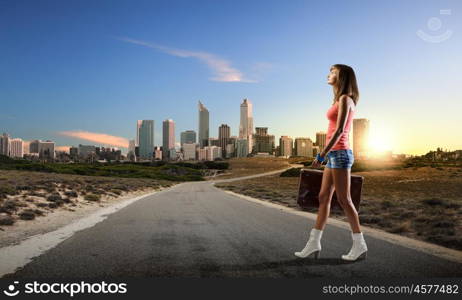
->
[325,149,354,169]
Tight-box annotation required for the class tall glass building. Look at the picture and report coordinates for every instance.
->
[138,120,154,160]
[198,101,209,148]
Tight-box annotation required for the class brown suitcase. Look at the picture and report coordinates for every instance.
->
[297,168,364,211]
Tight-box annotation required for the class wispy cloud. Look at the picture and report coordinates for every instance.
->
[55,145,71,153]
[115,36,257,83]
[57,130,129,148]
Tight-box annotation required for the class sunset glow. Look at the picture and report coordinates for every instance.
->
[367,125,394,155]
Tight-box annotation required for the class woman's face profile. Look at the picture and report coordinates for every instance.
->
[327,66,338,86]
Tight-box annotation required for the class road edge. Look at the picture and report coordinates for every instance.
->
[215,186,462,265]
[0,183,182,278]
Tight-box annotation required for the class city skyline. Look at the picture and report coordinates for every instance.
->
[1,96,460,157]
[1,1,461,156]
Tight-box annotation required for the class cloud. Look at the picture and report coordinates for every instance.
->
[115,36,257,83]
[55,146,71,153]
[57,130,129,148]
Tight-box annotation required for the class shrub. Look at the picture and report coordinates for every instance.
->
[47,193,62,202]
[0,214,15,225]
[111,189,123,195]
[64,191,78,198]
[28,191,47,198]
[0,184,16,196]
[84,193,101,201]
[0,199,18,213]
[429,227,455,236]
[378,219,393,227]
[16,185,31,191]
[280,168,301,177]
[443,202,461,209]
[203,161,229,170]
[175,162,204,169]
[359,215,381,224]
[19,209,36,220]
[432,220,454,228]
[114,185,129,191]
[426,236,462,251]
[380,200,395,208]
[92,189,106,195]
[388,222,411,233]
[421,198,444,206]
[34,209,44,215]
[399,211,416,218]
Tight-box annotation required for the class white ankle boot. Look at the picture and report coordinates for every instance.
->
[294,228,323,258]
[342,232,368,261]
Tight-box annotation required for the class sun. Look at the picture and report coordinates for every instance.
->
[367,125,394,154]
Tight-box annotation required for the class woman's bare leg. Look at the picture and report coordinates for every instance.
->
[331,168,361,233]
[314,167,335,230]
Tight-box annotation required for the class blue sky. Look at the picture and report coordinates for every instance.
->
[1,0,461,155]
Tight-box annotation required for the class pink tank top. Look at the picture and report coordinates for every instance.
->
[326,100,355,150]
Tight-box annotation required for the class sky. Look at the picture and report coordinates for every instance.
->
[1,0,461,155]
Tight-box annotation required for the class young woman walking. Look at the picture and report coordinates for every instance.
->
[294,64,368,261]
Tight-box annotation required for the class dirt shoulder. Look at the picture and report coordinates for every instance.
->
[0,170,176,248]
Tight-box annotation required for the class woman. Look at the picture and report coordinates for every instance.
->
[294,64,368,261]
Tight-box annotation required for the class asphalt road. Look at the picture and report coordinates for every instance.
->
[3,170,462,278]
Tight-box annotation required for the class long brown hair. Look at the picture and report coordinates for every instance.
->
[331,64,359,106]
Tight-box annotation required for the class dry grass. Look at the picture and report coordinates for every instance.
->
[215,157,290,179]
[216,166,462,251]
[0,170,175,227]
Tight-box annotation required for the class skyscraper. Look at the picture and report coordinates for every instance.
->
[353,118,370,159]
[294,137,313,157]
[70,146,78,159]
[316,132,327,153]
[182,143,197,160]
[29,140,40,153]
[198,101,209,148]
[163,119,175,159]
[239,98,254,153]
[39,140,55,160]
[78,144,96,159]
[136,120,143,146]
[208,137,219,147]
[254,127,275,154]
[128,139,136,161]
[154,146,162,160]
[205,146,222,161]
[22,140,30,155]
[180,130,196,146]
[138,120,154,160]
[235,139,249,158]
[218,124,230,157]
[0,133,11,156]
[279,136,293,157]
[128,139,136,154]
[10,138,24,158]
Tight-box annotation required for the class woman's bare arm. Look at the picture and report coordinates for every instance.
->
[320,95,352,157]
